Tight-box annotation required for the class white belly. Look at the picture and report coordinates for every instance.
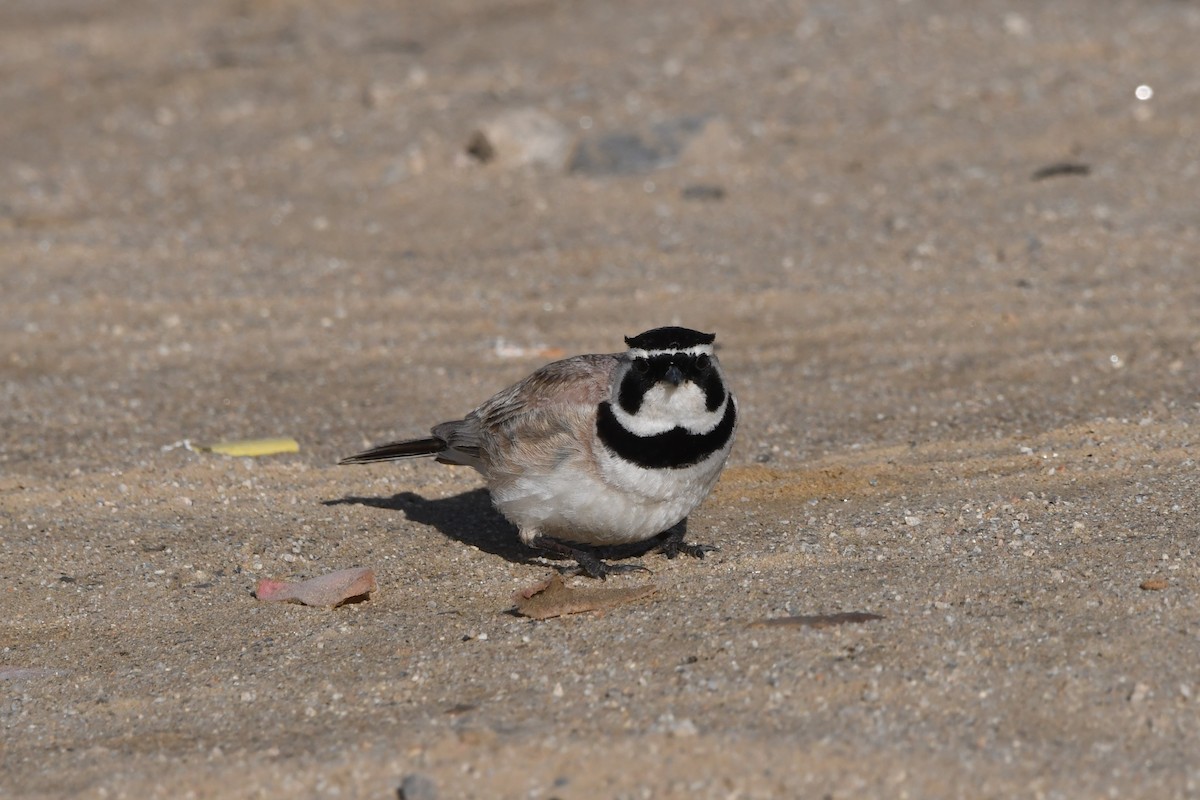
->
[489,447,728,547]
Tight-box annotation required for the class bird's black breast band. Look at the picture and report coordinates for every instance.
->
[595,400,736,469]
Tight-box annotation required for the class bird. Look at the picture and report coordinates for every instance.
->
[339,326,737,578]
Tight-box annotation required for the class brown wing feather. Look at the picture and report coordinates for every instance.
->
[464,353,618,476]
[474,354,617,427]
[341,354,618,473]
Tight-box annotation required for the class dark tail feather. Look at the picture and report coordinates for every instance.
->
[338,437,444,465]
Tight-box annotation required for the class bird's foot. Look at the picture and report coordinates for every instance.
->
[655,525,718,560]
[531,535,651,581]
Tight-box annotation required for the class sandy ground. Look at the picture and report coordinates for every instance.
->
[2,0,1199,797]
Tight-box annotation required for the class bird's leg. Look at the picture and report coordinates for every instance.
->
[655,519,718,560]
[530,535,650,580]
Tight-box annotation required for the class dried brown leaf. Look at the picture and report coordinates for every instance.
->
[513,573,657,620]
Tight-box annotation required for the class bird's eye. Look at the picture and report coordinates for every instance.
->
[695,354,711,371]
[632,357,650,374]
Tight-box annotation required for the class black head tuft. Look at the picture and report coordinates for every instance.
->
[624,326,716,351]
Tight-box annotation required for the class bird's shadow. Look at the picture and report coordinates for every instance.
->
[324,488,533,564]
[322,488,683,568]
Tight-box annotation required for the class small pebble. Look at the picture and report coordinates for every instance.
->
[681,184,726,201]
[466,108,572,170]
[398,772,438,800]
[670,718,698,737]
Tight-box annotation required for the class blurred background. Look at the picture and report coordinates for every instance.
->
[3,0,1196,475]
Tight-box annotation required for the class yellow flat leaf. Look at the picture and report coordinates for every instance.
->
[200,437,300,457]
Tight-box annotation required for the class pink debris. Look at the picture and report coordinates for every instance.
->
[254,567,376,608]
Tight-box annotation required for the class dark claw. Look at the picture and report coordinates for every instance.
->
[662,541,718,560]
[531,535,651,580]
[572,559,652,580]
[655,522,718,560]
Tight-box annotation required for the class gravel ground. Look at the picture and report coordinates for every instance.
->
[2,1,1198,797]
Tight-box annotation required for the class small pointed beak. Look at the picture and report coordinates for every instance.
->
[664,364,685,386]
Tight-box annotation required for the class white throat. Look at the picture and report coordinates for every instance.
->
[611,381,725,437]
